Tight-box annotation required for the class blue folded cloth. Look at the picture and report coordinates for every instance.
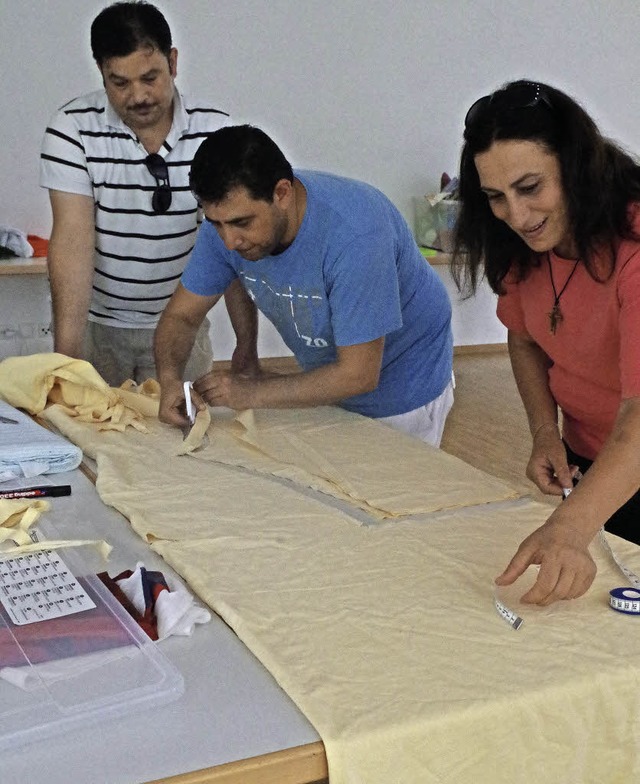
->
[0,400,81,482]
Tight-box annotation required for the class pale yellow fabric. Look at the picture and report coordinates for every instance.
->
[186,407,520,518]
[0,353,155,432]
[43,399,518,520]
[8,356,637,781]
[42,404,361,543]
[177,408,212,455]
[1,353,517,517]
[152,500,640,784]
[0,498,50,544]
[0,497,110,558]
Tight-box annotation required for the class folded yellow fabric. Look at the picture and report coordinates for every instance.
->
[176,408,212,455]
[45,399,519,520]
[0,497,111,559]
[3,355,517,517]
[197,407,521,518]
[41,404,360,543]
[0,353,156,432]
[0,498,50,545]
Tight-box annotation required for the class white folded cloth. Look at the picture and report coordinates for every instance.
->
[0,225,33,258]
[116,562,211,640]
[0,400,82,482]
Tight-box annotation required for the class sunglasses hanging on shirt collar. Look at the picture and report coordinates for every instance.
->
[144,153,172,214]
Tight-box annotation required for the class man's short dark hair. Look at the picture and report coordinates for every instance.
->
[190,125,294,204]
[91,1,172,66]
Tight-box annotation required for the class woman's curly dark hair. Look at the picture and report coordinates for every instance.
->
[451,80,640,296]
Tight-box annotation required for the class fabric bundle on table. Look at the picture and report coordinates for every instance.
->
[100,562,211,641]
[0,353,159,429]
[0,399,81,482]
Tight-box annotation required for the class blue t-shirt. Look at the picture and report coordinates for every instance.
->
[182,170,453,417]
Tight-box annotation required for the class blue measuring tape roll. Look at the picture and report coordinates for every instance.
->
[609,587,640,615]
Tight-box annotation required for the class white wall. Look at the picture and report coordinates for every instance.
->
[2,0,640,356]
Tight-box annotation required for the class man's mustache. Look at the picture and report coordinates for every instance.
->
[128,103,155,111]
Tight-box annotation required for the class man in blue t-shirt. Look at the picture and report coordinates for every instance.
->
[154,125,454,444]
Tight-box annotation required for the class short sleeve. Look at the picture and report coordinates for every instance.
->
[181,220,236,296]
[40,110,93,197]
[496,271,527,334]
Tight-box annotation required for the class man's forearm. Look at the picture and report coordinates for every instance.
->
[155,284,223,386]
[47,190,96,358]
[48,249,94,358]
[154,313,200,384]
[249,362,375,407]
[223,279,260,374]
[224,279,258,346]
[195,339,384,411]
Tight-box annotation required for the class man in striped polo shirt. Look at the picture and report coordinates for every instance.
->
[40,1,258,386]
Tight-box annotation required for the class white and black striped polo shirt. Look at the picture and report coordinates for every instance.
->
[40,89,229,328]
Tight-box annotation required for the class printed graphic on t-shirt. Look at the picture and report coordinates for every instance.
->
[240,271,330,349]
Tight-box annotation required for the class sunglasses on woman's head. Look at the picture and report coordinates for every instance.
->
[464,82,552,130]
[144,153,172,213]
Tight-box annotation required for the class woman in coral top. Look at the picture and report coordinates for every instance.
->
[453,80,640,606]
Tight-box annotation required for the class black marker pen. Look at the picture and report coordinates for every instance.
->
[0,485,72,500]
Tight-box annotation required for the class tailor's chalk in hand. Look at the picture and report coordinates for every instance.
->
[183,381,195,424]
[178,381,209,452]
[181,381,195,442]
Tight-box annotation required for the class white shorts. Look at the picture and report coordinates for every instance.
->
[377,375,455,447]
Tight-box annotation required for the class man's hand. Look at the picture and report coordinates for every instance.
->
[495,519,597,605]
[159,378,197,426]
[193,370,256,410]
[229,344,262,378]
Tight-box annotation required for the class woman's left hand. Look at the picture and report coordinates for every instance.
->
[495,518,597,605]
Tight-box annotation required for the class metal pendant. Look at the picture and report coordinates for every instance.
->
[548,303,563,335]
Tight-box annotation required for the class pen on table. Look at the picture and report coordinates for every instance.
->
[0,485,72,500]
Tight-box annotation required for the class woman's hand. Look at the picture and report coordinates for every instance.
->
[495,517,597,605]
[526,422,575,496]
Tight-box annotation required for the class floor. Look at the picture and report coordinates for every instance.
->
[440,349,542,497]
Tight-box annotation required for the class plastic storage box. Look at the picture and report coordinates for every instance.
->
[0,534,184,750]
